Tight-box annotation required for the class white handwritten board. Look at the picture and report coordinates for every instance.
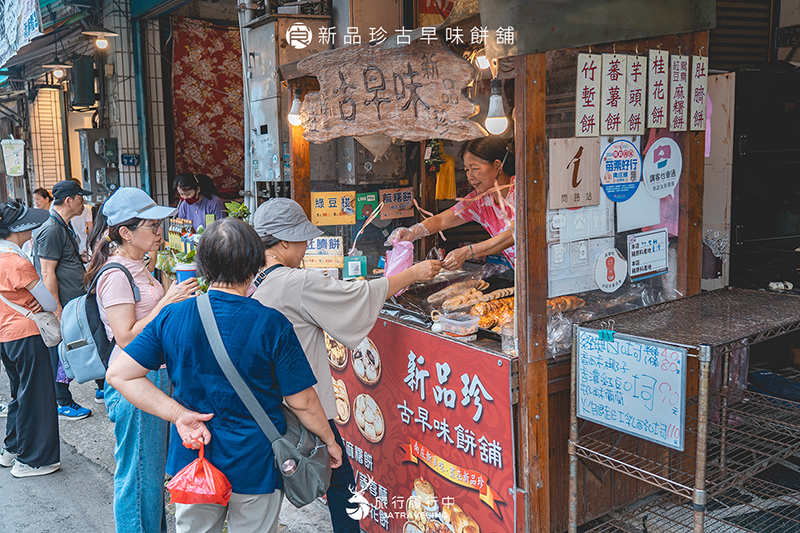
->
[576,327,687,451]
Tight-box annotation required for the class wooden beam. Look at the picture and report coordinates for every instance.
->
[514,52,550,533]
[677,31,708,297]
[290,82,311,219]
[419,141,436,260]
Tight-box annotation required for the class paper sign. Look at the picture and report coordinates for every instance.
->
[643,137,682,199]
[647,49,669,129]
[599,139,641,203]
[356,192,380,220]
[600,54,627,136]
[379,188,414,220]
[628,228,668,281]
[304,236,345,268]
[669,55,689,132]
[625,55,647,135]
[1,139,25,177]
[595,247,627,292]
[548,138,601,209]
[576,327,687,451]
[576,53,601,137]
[311,191,356,226]
[690,56,708,131]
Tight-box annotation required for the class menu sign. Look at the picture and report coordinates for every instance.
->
[600,53,627,136]
[689,55,708,131]
[624,55,647,136]
[304,236,344,268]
[647,49,669,129]
[575,53,601,137]
[328,321,515,533]
[669,55,689,132]
[311,191,356,226]
[379,188,414,220]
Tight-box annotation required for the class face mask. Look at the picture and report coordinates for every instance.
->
[183,196,199,205]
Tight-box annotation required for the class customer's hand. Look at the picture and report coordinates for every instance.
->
[163,278,200,305]
[327,441,343,469]
[54,304,63,320]
[28,301,43,314]
[412,260,442,283]
[175,409,213,448]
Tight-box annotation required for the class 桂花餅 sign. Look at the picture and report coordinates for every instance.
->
[331,320,515,533]
[548,138,601,209]
[379,188,414,220]
[297,41,484,143]
[304,236,344,268]
[647,49,669,129]
[311,191,356,226]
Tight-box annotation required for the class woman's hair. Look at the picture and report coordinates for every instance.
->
[174,173,219,199]
[0,202,24,239]
[86,201,107,258]
[33,188,52,201]
[84,216,144,288]
[460,136,515,176]
[260,233,281,250]
[197,219,265,286]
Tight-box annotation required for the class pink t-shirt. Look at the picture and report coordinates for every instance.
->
[452,176,516,265]
[96,256,165,366]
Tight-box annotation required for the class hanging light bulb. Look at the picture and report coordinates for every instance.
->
[475,53,490,70]
[82,27,118,50]
[287,87,302,126]
[53,68,65,79]
[95,35,109,49]
[43,59,72,80]
[484,77,508,135]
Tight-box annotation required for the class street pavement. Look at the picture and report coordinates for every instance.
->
[0,369,335,533]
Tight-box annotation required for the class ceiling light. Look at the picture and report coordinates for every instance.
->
[82,27,119,50]
[475,53,490,70]
[42,60,72,79]
[287,88,302,127]
[484,77,508,135]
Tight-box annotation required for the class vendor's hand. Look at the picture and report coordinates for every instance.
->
[390,227,412,244]
[28,301,43,314]
[443,247,471,270]
[163,278,199,305]
[54,305,63,321]
[412,260,442,283]
[175,409,214,448]
[326,441,343,469]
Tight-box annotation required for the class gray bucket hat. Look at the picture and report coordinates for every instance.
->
[253,198,323,242]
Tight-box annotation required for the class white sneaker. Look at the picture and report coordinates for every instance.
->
[0,448,17,467]
[10,460,60,478]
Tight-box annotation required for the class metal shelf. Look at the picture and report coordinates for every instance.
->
[584,476,800,533]
[581,288,800,355]
[574,390,800,500]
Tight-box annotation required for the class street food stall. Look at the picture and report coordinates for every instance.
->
[277,2,719,531]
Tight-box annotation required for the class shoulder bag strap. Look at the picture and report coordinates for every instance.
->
[0,291,33,318]
[49,214,81,258]
[252,264,284,289]
[196,292,282,443]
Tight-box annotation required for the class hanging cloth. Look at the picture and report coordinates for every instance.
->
[435,153,456,200]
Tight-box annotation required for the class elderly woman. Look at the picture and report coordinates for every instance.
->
[0,202,60,477]
[107,218,341,533]
[250,198,441,533]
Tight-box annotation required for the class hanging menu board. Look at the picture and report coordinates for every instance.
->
[576,327,687,451]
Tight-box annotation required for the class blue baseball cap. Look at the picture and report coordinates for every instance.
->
[103,188,177,226]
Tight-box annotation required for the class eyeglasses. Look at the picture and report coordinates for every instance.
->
[134,221,162,234]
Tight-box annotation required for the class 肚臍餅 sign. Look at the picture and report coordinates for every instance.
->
[297,41,484,143]
[328,320,514,533]
[304,236,344,268]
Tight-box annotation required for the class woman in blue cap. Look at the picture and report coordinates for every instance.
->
[84,187,198,533]
[0,201,61,477]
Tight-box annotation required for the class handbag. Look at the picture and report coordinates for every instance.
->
[196,293,331,508]
[0,292,61,347]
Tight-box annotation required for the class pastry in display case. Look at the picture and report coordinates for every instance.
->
[352,337,381,385]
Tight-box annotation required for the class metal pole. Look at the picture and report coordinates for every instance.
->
[719,349,730,478]
[132,18,152,195]
[693,345,712,533]
[568,323,580,533]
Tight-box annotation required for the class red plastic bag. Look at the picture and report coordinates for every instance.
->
[167,442,232,506]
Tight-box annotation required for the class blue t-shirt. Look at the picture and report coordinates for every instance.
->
[124,290,316,494]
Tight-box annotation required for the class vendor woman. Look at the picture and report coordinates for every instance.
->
[174,172,226,231]
[398,136,515,270]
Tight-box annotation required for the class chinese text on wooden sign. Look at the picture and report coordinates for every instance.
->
[297,41,485,143]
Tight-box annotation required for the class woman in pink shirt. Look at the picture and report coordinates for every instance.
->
[398,136,516,269]
[83,188,197,533]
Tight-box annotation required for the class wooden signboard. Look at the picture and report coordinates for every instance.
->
[297,41,485,143]
[548,138,601,210]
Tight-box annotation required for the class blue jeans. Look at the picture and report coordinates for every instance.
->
[105,368,170,533]
[327,420,360,533]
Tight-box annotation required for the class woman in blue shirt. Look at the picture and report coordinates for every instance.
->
[175,173,226,231]
[107,218,341,533]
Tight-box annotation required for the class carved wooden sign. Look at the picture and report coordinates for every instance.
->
[297,40,484,143]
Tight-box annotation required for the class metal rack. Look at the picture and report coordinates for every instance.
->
[568,288,800,533]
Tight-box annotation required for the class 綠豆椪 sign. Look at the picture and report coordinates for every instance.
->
[311,191,356,226]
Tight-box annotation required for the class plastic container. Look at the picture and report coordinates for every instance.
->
[175,263,197,284]
[439,313,479,337]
